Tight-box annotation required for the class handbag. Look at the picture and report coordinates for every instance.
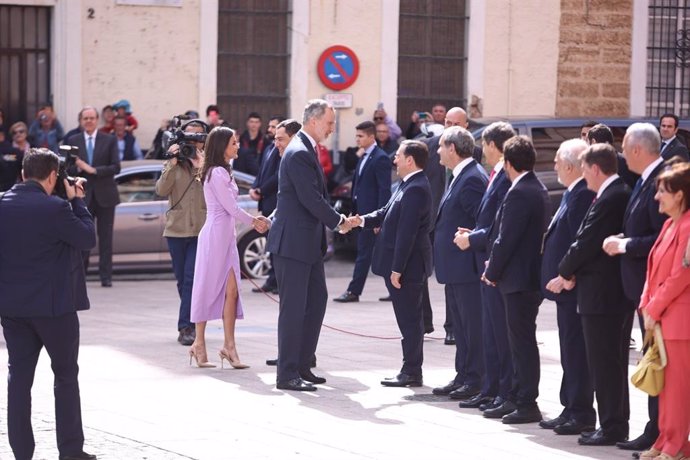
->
[630,324,667,396]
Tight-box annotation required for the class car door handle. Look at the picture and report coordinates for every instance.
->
[138,213,160,221]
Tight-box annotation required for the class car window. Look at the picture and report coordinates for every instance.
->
[116,171,164,203]
[530,127,582,172]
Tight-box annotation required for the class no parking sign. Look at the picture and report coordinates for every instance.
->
[317,45,360,91]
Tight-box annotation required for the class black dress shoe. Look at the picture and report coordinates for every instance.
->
[616,433,654,451]
[553,419,596,435]
[276,378,316,392]
[59,452,97,460]
[449,384,480,400]
[101,279,112,287]
[539,415,568,430]
[432,380,463,396]
[483,400,517,419]
[381,373,422,387]
[379,295,391,301]
[333,291,359,302]
[265,358,278,366]
[424,326,435,334]
[458,394,494,408]
[502,407,542,424]
[177,326,195,346]
[299,369,326,384]
[479,395,505,412]
[578,428,627,446]
[252,284,277,293]
[444,331,455,345]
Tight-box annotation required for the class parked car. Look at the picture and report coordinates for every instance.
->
[88,160,270,278]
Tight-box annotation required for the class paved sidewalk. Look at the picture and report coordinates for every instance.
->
[0,268,648,460]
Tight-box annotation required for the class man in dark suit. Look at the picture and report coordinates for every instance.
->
[0,149,97,460]
[602,123,667,451]
[541,139,596,435]
[586,123,639,189]
[482,135,550,424]
[659,113,689,161]
[249,116,284,294]
[430,126,487,400]
[334,121,391,302]
[350,140,433,387]
[454,121,515,411]
[266,100,351,392]
[66,106,120,287]
[554,143,634,446]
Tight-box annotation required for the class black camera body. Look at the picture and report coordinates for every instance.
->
[54,145,79,199]
[162,115,209,161]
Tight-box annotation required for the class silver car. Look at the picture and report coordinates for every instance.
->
[88,160,270,278]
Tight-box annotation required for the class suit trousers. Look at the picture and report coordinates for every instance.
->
[581,310,634,438]
[273,254,328,383]
[82,200,115,282]
[386,277,425,377]
[1,314,84,459]
[556,300,595,423]
[420,280,434,333]
[653,339,690,457]
[446,282,484,387]
[480,283,513,398]
[636,311,660,440]
[347,228,376,295]
[166,236,198,330]
[503,290,542,408]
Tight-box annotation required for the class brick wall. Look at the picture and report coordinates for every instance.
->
[556,0,633,117]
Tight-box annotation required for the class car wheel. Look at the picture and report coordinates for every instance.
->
[238,230,270,279]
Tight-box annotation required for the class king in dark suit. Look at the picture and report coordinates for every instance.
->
[0,150,97,460]
[540,139,596,435]
[354,140,433,387]
[483,135,550,424]
[659,113,689,161]
[66,106,120,287]
[555,143,635,446]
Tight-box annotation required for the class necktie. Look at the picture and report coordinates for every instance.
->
[660,141,667,153]
[87,136,94,165]
[631,177,643,199]
[358,151,369,175]
[548,189,570,230]
[488,168,496,186]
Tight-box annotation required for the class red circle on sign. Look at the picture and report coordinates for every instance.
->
[317,45,360,91]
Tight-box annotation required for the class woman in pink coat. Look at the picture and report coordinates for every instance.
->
[639,162,690,460]
[188,126,268,368]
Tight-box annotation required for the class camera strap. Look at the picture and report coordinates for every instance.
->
[165,174,199,216]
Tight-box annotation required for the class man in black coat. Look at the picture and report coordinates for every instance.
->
[0,149,97,460]
[554,143,634,446]
[659,113,689,161]
[541,139,596,435]
[482,135,550,424]
[602,123,667,451]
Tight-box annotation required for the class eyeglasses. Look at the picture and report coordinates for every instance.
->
[373,117,384,121]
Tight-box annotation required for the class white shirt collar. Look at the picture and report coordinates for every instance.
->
[662,135,676,146]
[509,171,529,190]
[641,157,664,183]
[492,160,504,174]
[403,169,423,182]
[364,142,376,155]
[300,130,317,151]
[568,176,584,192]
[597,174,620,198]
[83,130,96,143]
[449,157,474,187]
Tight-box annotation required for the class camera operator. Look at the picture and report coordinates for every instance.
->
[0,148,97,460]
[155,120,208,346]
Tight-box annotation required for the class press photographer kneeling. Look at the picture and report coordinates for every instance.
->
[155,118,209,346]
[0,148,97,460]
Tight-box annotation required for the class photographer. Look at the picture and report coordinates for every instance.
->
[155,120,208,346]
[0,148,97,460]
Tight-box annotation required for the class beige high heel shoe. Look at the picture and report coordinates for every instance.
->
[189,346,216,368]
[219,349,249,369]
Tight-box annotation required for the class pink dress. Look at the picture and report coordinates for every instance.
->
[190,167,254,322]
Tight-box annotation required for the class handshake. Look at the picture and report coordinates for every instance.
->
[252,216,272,234]
[338,214,363,234]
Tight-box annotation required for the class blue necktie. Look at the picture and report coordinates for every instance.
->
[632,177,643,196]
[87,136,94,165]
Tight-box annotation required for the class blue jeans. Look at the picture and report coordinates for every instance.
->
[167,236,198,330]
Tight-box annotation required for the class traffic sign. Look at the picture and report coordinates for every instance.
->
[317,45,360,91]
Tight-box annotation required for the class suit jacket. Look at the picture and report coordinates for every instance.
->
[66,131,120,207]
[363,171,433,283]
[351,145,391,215]
[540,179,595,302]
[485,171,550,294]
[468,168,511,257]
[640,211,690,339]
[558,177,634,314]
[434,160,487,284]
[267,132,341,264]
[252,144,280,216]
[661,136,689,161]
[0,181,96,317]
[620,160,666,302]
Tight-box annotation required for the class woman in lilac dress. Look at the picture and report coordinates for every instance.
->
[188,126,267,368]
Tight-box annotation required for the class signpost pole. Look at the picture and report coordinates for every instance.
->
[333,109,340,165]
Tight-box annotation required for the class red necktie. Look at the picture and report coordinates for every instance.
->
[488,168,496,185]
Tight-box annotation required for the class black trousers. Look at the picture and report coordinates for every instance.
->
[581,310,635,438]
[82,200,115,282]
[273,254,327,383]
[386,277,425,377]
[446,282,484,388]
[347,228,376,296]
[420,280,434,333]
[556,300,595,424]
[503,290,542,408]
[480,282,513,398]
[1,313,84,459]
